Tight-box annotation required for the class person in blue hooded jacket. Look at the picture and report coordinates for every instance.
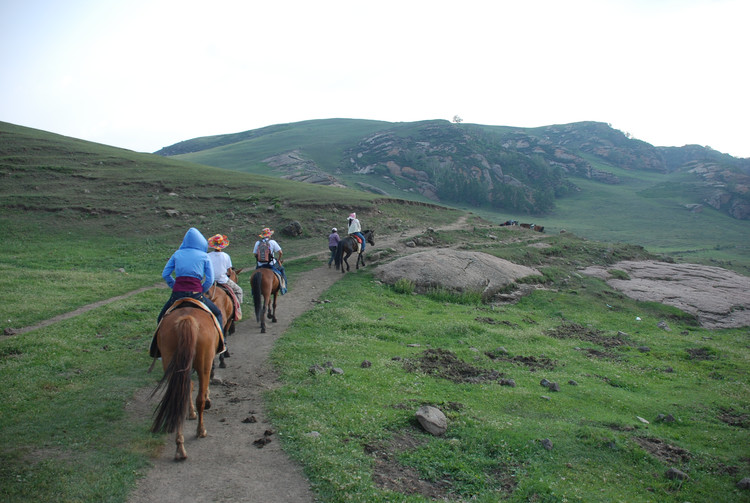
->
[157,227,223,329]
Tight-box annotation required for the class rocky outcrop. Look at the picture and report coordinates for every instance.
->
[263,150,347,188]
[580,261,750,329]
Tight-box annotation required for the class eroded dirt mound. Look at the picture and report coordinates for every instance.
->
[580,260,750,329]
[375,249,540,300]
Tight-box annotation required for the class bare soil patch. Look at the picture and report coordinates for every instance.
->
[546,322,628,348]
[403,348,508,384]
[633,436,691,465]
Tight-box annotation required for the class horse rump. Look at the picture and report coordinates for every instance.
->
[150,315,198,434]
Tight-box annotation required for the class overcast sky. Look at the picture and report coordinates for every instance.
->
[1,0,748,157]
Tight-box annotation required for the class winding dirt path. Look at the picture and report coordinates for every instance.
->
[126,217,471,502]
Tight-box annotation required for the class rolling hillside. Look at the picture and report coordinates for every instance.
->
[158,118,750,221]
[156,118,750,273]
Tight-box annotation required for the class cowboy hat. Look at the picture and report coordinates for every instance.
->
[208,234,229,250]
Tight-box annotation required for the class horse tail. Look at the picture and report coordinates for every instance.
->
[251,271,262,322]
[334,241,344,270]
[150,315,197,434]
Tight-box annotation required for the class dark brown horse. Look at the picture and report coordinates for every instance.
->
[250,267,280,333]
[334,229,375,274]
[150,300,222,461]
[207,267,243,368]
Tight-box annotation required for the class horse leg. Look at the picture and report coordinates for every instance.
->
[175,431,187,461]
[260,295,268,333]
[187,379,197,420]
[271,291,278,323]
[194,347,213,439]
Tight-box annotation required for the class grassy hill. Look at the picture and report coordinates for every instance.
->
[160,119,750,275]
[1,122,748,502]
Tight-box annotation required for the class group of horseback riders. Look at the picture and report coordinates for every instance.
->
[157,212,365,341]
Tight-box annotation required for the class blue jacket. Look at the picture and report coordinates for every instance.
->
[162,227,215,292]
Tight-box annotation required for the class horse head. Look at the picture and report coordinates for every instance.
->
[364,229,375,246]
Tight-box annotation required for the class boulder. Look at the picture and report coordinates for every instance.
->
[282,220,303,237]
[416,405,447,436]
[375,249,540,301]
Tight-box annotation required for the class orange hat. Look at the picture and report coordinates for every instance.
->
[208,234,229,250]
[259,227,274,238]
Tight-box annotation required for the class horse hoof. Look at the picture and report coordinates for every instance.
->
[198,429,207,438]
[205,399,211,410]
[261,327,266,333]
[175,453,187,462]
[219,360,226,368]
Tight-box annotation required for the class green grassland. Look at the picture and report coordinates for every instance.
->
[1,122,748,502]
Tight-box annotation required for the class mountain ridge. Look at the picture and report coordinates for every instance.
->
[158,119,750,220]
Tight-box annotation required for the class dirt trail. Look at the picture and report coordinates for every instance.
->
[126,217,470,503]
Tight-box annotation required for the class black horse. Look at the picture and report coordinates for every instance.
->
[334,230,375,274]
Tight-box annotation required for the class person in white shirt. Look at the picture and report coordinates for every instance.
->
[208,234,243,303]
[347,212,366,252]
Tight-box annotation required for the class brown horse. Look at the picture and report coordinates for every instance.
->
[150,300,222,461]
[250,267,280,333]
[207,267,244,368]
[334,229,375,274]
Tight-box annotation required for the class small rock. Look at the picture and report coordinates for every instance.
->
[499,378,516,387]
[638,346,651,352]
[665,467,688,480]
[549,382,561,392]
[541,438,553,450]
[361,360,372,368]
[568,380,578,386]
[617,331,629,337]
[242,416,257,423]
[253,437,271,448]
[309,364,325,375]
[541,395,551,400]
[305,431,321,438]
[416,405,447,436]
[663,366,674,373]
[637,416,650,424]
[655,413,676,423]
[657,320,671,331]
[330,367,344,375]
[540,379,551,387]
[737,477,750,490]
[407,343,421,347]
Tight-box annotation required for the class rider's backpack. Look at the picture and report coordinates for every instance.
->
[257,239,271,262]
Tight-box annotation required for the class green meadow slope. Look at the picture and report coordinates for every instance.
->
[1,121,748,502]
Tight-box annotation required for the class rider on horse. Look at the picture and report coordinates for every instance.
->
[157,227,224,336]
[348,212,366,252]
[208,233,244,304]
[253,227,287,294]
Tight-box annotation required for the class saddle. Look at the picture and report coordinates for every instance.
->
[350,233,362,252]
[216,283,242,321]
[149,298,226,359]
